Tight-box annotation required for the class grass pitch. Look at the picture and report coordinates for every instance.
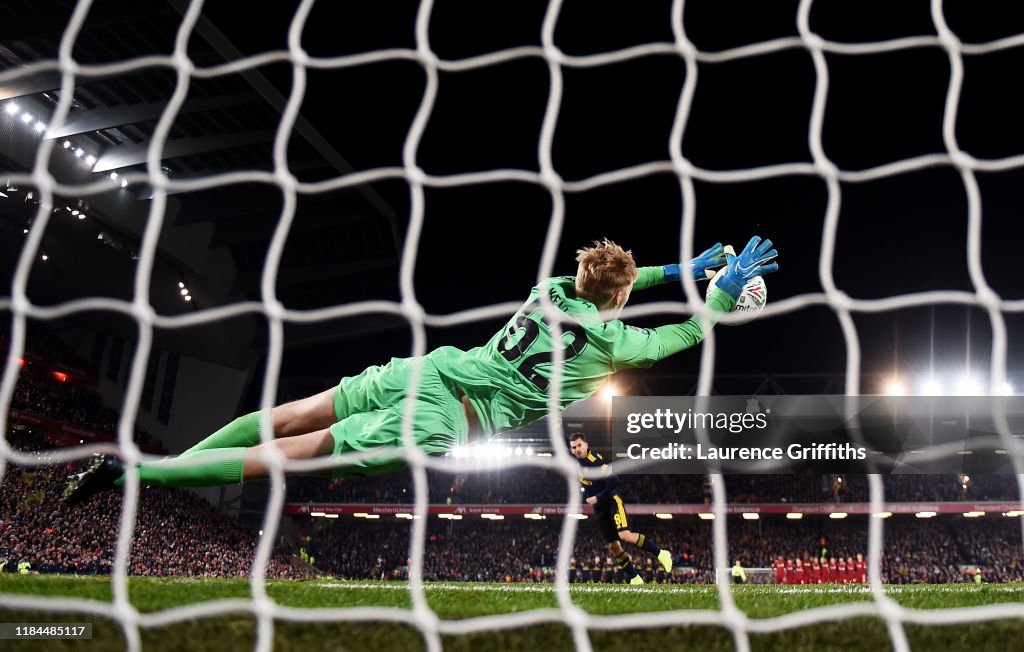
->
[1,576,1023,651]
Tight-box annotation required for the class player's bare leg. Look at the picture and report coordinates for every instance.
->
[175,387,338,458]
[242,427,336,479]
[270,388,338,438]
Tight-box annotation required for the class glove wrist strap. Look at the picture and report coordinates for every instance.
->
[717,273,745,300]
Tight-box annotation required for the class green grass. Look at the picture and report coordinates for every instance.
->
[1,576,1023,651]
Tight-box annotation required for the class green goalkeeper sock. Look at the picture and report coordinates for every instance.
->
[113,448,246,488]
[180,412,263,457]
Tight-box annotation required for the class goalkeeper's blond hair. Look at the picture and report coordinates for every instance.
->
[575,238,638,306]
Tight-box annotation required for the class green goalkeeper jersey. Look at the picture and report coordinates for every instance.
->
[428,266,735,436]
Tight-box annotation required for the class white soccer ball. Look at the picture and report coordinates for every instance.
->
[706,267,767,326]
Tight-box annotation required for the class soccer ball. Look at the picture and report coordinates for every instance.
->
[705,267,767,326]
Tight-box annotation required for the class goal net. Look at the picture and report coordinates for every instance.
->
[2,1,1024,651]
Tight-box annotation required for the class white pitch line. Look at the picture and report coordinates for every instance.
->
[315,582,707,595]
[315,582,1024,596]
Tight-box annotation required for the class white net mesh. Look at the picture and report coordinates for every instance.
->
[2,0,1024,650]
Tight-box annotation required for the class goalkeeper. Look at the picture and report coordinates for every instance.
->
[64,236,778,504]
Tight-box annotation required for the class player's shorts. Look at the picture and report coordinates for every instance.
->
[594,494,629,543]
[329,356,468,478]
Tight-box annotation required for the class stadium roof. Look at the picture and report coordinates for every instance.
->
[0,0,405,366]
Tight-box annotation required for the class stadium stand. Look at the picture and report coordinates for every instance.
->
[286,471,1019,505]
[0,431,309,579]
[3,324,163,452]
[296,509,1023,585]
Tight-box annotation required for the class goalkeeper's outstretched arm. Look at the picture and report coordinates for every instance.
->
[632,242,728,291]
[613,236,779,369]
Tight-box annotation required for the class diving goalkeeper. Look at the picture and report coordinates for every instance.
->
[64,236,778,504]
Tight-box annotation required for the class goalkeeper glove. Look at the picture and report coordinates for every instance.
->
[663,243,727,283]
[716,236,779,300]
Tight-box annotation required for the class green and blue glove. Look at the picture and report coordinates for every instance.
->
[716,236,779,299]
[663,243,727,283]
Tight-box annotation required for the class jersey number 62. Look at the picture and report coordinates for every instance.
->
[497,293,589,391]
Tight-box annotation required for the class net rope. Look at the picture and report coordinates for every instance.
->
[2,0,1024,649]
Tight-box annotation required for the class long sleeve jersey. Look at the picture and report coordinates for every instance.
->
[429,265,735,436]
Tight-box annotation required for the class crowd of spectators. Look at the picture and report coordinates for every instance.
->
[4,425,1019,585]
[4,325,1020,585]
[953,522,1024,583]
[305,518,566,583]
[4,323,161,451]
[1,324,92,374]
[302,512,1024,585]
[0,430,310,579]
[11,366,120,435]
[9,365,162,451]
[287,467,572,506]
[287,469,1020,505]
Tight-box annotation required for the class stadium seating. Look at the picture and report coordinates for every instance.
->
[286,470,1018,505]
[0,431,309,579]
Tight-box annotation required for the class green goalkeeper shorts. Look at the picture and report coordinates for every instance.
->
[329,356,467,478]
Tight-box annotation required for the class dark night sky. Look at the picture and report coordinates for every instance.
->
[9,0,1024,397]
[200,0,1024,394]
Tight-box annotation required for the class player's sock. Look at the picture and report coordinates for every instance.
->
[636,533,661,556]
[179,412,263,457]
[113,448,246,488]
[615,552,640,582]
